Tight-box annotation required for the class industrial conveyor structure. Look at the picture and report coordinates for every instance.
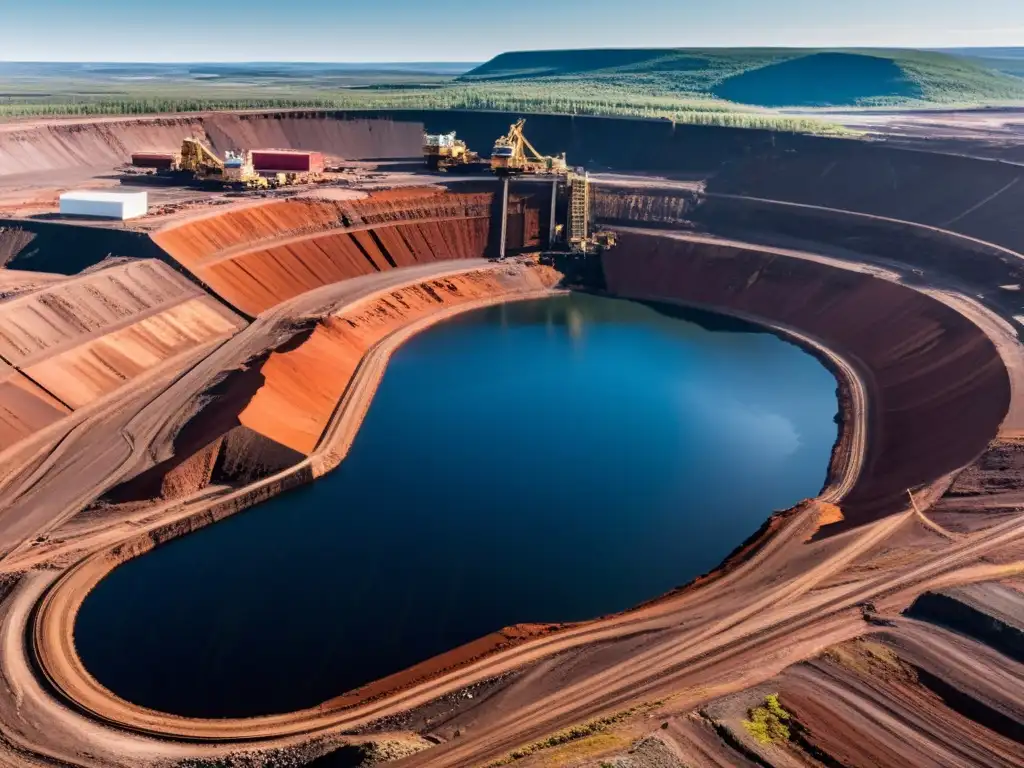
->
[496,170,616,260]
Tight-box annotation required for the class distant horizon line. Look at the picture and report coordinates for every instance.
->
[2,44,1023,65]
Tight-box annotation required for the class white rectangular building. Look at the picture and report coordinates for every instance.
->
[59,190,148,220]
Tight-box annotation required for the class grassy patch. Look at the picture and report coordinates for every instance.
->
[0,84,850,135]
[486,702,659,766]
[743,694,792,744]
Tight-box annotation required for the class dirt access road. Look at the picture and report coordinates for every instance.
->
[0,259,491,564]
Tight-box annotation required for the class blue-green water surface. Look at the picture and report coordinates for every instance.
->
[75,293,838,718]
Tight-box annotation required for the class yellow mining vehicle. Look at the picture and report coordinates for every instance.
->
[423,131,479,171]
[178,137,270,189]
[490,118,568,176]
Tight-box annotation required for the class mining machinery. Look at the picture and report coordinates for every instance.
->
[423,131,479,171]
[562,170,616,254]
[490,118,568,176]
[496,169,615,261]
[178,138,270,190]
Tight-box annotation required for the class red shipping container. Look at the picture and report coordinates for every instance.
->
[251,150,324,174]
[131,152,178,170]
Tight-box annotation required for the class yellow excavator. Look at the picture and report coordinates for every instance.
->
[178,137,270,189]
[490,119,568,176]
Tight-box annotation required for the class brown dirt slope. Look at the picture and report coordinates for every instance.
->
[603,232,1010,527]
[240,264,562,454]
[0,362,69,452]
[775,628,1024,768]
[201,112,421,159]
[0,113,419,179]
[153,189,540,316]
[0,259,244,409]
[663,615,1024,768]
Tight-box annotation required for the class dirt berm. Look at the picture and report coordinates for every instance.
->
[604,231,1011,528]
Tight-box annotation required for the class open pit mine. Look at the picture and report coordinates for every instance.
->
[0,109,1022,768]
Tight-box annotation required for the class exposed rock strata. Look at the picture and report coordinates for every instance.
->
[603,232,1011,527]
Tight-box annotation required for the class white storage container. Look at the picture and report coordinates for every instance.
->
[59,191,148,220]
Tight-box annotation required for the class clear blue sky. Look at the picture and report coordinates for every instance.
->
[3,0,1023,62]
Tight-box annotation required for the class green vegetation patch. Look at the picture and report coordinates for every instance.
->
[0,81,851,136]
[461,48,1024,108]
[743,693,792,744]
[487,702,661,766]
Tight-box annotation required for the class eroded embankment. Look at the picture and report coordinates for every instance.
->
[603,232,1011,528]
[237,266,562,455]
[0,259,244,452]
[152,186,547,317]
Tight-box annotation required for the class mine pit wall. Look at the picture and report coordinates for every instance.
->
[0,219,171,275]
[238,264,562,455]
[151,187,549,317]
[102,262,561,510]
[594,187,1024,323]
[593,185,704,228]
[9,109,1024,252]
[0,259,245,457]
[0,113,421,179]
[906,586,1024,663]
[603,232,1011,529]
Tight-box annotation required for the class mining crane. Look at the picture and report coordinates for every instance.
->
[490,118,568,176]
[178,138,270,189]
[423,131,479,171]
